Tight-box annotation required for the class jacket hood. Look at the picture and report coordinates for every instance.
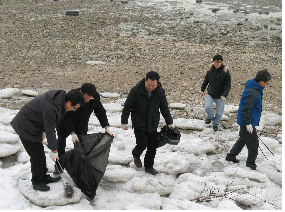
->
[245,79,265,91]
[45,90,66,107]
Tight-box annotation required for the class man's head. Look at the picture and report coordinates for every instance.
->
[213,55,223,69]
[65,90,85,111]
[80,83,96,102]
[145,71,160,92]
[255,69,271,87]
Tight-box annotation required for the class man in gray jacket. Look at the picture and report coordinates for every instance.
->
[121,71,175,175]
[11,89,85,191]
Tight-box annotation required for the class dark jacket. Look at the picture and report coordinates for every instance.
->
[201,64,231,99]
[121,78,173,133]
[237,79,264,127]
[57,88,109,135]
[11,90,67,151]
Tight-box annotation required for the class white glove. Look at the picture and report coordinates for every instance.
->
[221,96,226,101]
[246,124,253,134]
[50,151,58,161]
[168,124,175,129]
[71,133,79,143]
[105,127,113,135]
[121,124,128,130]
[42,132,46,141]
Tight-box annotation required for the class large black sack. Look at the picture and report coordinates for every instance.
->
[63,133,114,199]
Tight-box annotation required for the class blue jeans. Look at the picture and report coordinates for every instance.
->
[205,95,225,126]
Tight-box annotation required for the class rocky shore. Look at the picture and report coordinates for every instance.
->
[0,0,282,117]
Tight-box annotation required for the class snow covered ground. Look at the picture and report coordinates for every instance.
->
[0,89,282,210]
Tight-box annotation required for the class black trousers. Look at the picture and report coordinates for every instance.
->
[56,123,71,157]
[132,128,158,169]
[20,137,48,185]
[227,126,259,164]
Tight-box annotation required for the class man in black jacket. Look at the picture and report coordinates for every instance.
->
[201,55,231,131]
[54,83,112,174]
[121,71,175,175]
[11,89,85,191]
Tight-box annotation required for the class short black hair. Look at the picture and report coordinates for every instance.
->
[65,89,85,107]
[255,69,271,82]
[81,83,97,97]
[146,71,160,81]
[213,55,223,61]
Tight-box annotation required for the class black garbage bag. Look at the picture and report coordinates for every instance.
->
[63,133,114,199]
[158,125,181,147]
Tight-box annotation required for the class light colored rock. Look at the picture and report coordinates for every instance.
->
[0,88,19,98]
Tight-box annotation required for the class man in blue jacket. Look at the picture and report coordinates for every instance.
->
[225,69,271,170]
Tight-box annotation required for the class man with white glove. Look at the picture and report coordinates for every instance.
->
[71,132,79,143]
[54,83,111,174]
[226,70,271,170]
[10,89,85,191]
[50,151,59,161]
[121,71,174,175]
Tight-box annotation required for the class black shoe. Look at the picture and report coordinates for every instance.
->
[43,174,61,184]
[213,126,218,131]
[133,156,142,168]
[205,119,212,124]
[246,163,257,170]
[33,183,50,191]
[225,156,240,163]
[145,168,159,175]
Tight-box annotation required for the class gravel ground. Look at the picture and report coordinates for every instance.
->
[0,0,282,117]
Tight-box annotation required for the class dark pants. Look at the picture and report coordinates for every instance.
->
[20,137,48,185]
[56,123,71,157]
[227,126,259,164]
[132,128,158,169]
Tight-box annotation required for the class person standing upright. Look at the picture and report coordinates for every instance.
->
[201,55,231,131]
[226,69,271,170]
[121,71,175,175]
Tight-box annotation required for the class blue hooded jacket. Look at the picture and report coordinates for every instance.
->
[237,78,265,127]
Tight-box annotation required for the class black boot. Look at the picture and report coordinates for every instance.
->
[133,156,142,168]
[205,119,212,124]
[145,168,159,175]
[43,174,61,184]
[225,155,240,163]
[246,163,257,170]
[33,183,50,191]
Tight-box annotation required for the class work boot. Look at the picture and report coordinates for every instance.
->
[213,126,218,131]
[133,156,142,168]
[225,155,240,163]
[43,174,61,184]
[246,163,257,170]
[33,183,50,191]
[145,168,159,175]
[205,119,212,124]
[53,168,63,175]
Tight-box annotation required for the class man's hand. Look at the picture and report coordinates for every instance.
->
[50,151,58,161]
[201,92,204,96]
[42,132,46,141]
[221,96,226,101]
[71,133,79,143]
[105,126,113,136]
[246,124,253,134]
[168,124,175,129]
[121,124,128,130]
